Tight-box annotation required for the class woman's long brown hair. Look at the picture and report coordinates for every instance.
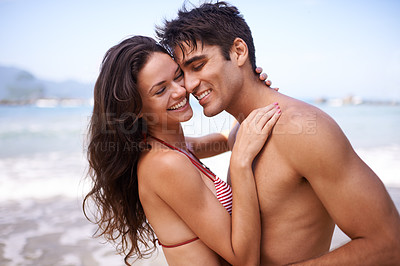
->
[83,36,169,265]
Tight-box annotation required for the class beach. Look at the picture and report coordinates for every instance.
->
[0,103,399,265]
[0,151,399,266]
[1,187,398,266]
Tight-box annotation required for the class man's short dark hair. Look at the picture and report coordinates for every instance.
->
[157,1,256,71]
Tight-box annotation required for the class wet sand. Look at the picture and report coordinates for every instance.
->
[1,188,399,265]
[0,197,166,266]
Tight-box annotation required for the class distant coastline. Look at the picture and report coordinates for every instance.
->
[312,95,399,107]
[0,97,93,107]
[0,65,93,106]
[1,96,399,107]
[1,65,398,108]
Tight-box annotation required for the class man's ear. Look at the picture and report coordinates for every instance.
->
[231,38,248,67]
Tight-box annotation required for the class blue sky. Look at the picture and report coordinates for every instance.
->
[0,0,399,100]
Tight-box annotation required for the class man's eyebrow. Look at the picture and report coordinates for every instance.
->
[183,55,207,67]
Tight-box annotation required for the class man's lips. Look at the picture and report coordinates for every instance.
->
[194,89,211,101]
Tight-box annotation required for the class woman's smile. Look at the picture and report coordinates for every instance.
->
[167,97,189,111]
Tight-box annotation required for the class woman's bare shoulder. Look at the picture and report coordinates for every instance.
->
[138,148,198,189]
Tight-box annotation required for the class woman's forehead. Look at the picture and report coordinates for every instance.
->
[137,52,178,93]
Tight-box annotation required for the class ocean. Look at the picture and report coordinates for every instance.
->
[0,101,399,265]
[194,103,400,188]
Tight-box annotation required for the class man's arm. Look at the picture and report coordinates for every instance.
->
[284,108,400,265]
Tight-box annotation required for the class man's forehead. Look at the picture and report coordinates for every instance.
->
[173,41,205,64]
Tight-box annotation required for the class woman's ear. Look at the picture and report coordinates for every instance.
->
[231,38,248,67]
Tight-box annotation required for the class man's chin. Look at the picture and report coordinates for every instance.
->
[203,106,223,117]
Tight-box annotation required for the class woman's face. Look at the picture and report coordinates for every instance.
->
[137,52,193,128]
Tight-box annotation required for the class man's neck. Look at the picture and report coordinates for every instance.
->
[226,77,279,123]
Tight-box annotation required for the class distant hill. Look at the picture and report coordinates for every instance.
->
[0,65,93,104]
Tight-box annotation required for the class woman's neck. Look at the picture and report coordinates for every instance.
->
[147,123,187,150]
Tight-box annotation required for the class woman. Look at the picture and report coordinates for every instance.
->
[83,36,281,265]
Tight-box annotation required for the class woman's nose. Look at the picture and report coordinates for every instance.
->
[171,81,186,98]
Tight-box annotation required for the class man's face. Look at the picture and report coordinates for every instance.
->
[174,42,242,117]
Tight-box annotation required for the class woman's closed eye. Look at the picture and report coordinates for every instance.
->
[155,87,166,95]
[174,70,184,81]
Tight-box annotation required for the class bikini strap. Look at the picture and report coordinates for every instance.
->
[156,237,200,248]
[149,135,216,181]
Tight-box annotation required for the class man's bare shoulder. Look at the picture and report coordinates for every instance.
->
[273,97,325,136]
[272,97,350,154]
[270,97,354,171]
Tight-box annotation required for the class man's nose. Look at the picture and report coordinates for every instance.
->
[184,74,199,94]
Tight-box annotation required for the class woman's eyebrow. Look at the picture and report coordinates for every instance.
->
[149,80,166,95]
[175,65,181,75]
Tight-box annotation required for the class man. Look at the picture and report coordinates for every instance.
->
[157,2,400,265]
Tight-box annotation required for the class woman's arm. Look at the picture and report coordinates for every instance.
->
[228,103,281,265]
[145,104,281,265]
[185,133,229,159]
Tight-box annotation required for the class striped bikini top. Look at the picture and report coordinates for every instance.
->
[150,135,233,215]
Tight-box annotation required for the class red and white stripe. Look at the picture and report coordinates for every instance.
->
[149,135,233,215]
[214,176,233,214]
